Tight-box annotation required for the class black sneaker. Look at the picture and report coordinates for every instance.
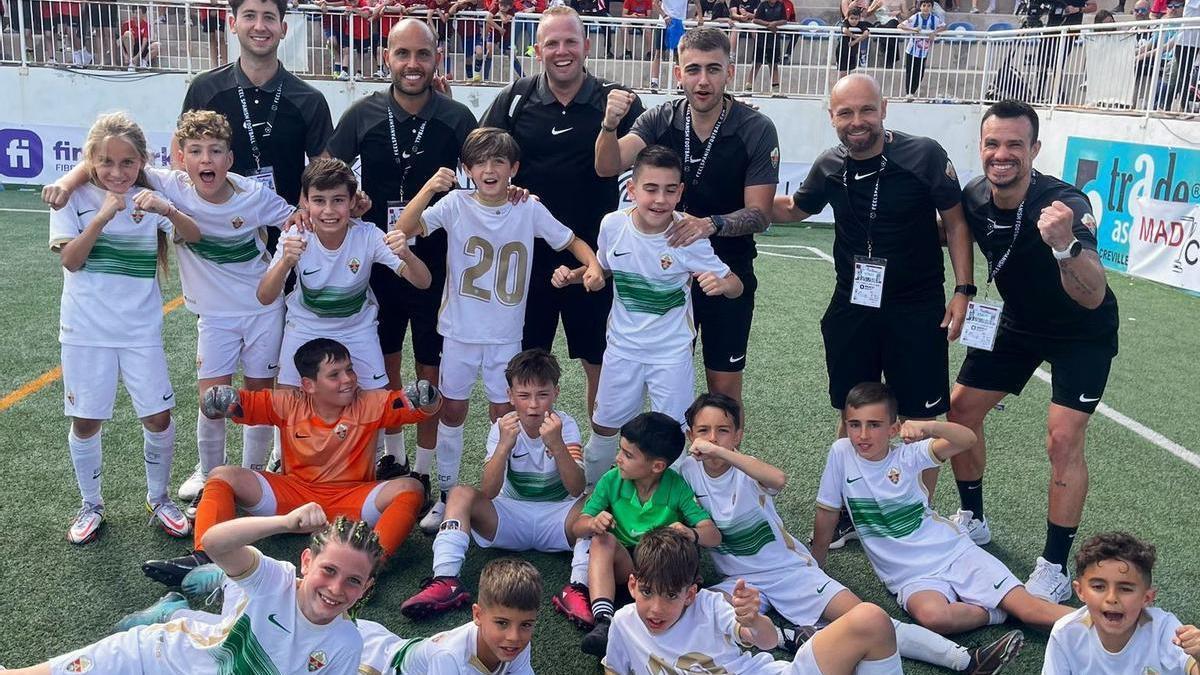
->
[779,623,818,653]
[967,629,1024,674]
[412,472,433,517]
[376,454,411,481]
[828,509,859,550]
[580,618,610,656]
[142,550,213,587]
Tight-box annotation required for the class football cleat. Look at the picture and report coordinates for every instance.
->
[177,463,206,501]
[67,502,106,545]
[182,563,227,602]
[551,582,594,630]
[376,454,410,481]
[147,498,192,538]
[400,576,471,619]
[419,499,446,536]
[780,624,818,654]
[580,618,611,657]
[116,592,189,631]
[967,629,1024,674]
[184,488,203,522]
[142,550,213,587]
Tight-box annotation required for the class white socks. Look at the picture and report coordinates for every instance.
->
[69,429,103,505]
[893,619,971,670]
[853,650,903,675]
[583,431,620,486]
[384,432,407,463]
[196,415,227,475]
[431,522,470,577]
[570,538,591,586]
[436,422,464,495]
[143,419,176,503]
[414,445,435,475]
[242,425,273,471]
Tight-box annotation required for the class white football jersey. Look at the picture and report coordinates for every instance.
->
[146,167,293,317]
[50,183,171,348]
[677,459,814,577]
[815,438,974,592]
[597,209,730,364]
[420,190,574,344]
[140,550,363,673]
[270,220,403,336]
[484,410,583,503]
[1043,606,1198,675]
[357,619,462,675]
[602,589,787,675]
[395,620,534,674]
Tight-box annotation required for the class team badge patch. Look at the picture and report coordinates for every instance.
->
[1081,213,1097,233]
[660,254,673,270]
[65,656,93,673]
[67,391,75,406]
[131,208,145,224]
[945,159,958,181]
[231,216,245,229]
[335,423,349,440]
[770,146,780,169]
[887,467,901,485]
[307,650,327,671]
[348,258,361,274]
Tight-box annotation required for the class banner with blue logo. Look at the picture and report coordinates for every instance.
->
[0,124,171,185]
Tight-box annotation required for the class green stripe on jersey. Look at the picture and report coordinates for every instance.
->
[504,467,569,502]
[391,636,425,671]
[846,498,925,539]
[213,615,282,675]
[85,233,158,278]
[299,279,369,318]
[715,515,776,557]
[188,233,261,264]
[612,270,685,316]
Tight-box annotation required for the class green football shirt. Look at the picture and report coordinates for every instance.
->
[583,468,712,548]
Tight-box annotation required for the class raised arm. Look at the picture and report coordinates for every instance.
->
[688,439,786,492]
[730,579,780,651]
[257,232,305,305]
[201,503,329,579]
[398,167,457,238]
[595,90,648,178]
[56,192,124,272]
[899,419,977,462]
[480,413,520,499]
[1037,200,1108,310]
[541,412,586,498]
[42,162,92,210]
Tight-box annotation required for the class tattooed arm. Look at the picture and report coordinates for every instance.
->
[1058,250,1107,310]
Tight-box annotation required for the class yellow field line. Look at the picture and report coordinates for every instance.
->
[0,295,186,413]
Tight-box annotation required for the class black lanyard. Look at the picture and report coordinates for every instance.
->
[986,173,1036,283]
[683,100,729,189]
[387,107,429,203]
[237,82,283,171]
[842,154,888,257]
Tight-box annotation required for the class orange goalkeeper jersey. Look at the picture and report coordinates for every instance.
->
[233,389,428,483]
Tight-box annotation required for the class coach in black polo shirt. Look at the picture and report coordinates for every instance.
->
[949,100,1118,604]
[481,6,644,417]
[181,0,332,208]
[774,74,975,434]
[596,26,779,413]
[325,19,476,486]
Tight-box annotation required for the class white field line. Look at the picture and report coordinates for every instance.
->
[0,208,50,213]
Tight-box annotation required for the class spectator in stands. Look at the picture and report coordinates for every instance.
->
[1093,8,1116,21]
[119,4,159,70]
[837,8,871,77]
[197,0,229,66]
[342,0,378,78]
[1132,0,1160,101]
[373,0,405,77]
[485,0,521,75]
[970,0,994,13]
[569,0,614,58]
[648,0,691,90]
[1168,0,1198,112]
[317,0,350,78]
[748,0,787,93]
[85,0,122,66]
[842,0,869,17]
[869,0,907,64]
[729,0,759,61]
[1150,0,1166,17]
[42,0,84,63]
[900,0,944,98]
[422,0,455,73]
[620,0,652,59]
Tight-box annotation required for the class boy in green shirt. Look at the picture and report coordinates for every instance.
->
[570,411,721,657]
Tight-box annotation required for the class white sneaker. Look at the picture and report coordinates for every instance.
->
[147,498,192,538]
[953,509,992,545]
[419,500,446,536]
[1025,556,1072,603]
[67,502,105,545]
[178,463,206,501]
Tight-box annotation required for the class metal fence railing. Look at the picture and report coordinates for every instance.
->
[2,3,1198,116]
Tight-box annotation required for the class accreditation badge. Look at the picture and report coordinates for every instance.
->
[850,256,887,308]
[387,200,407,231]
[959,299,1003,351]
[251,166,277,192]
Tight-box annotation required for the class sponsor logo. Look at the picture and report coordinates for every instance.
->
[401,150,424,159]
[924,397,943,409]
[660,253,673,270]
[816,581,831,594]
[162,392,175,401]
[550,126,574,136]
[510,451,530,459]
[1079,394,1100,403]
[845,476,863,484]
[268,612,292,633]
[1081,212,1097,233]
[231,216,245,229]
[302,268,320,276]
[77,208,95,218]
[0,128,44,178]
[372,373,387,380]
[887,467,901,484]
[854,171,878,181]
[307,650,327,671]
[349,258,361,274]
[993,579,1006,589]
[267,362,278,370]
[612,250,632,257]
[728,354,746,364]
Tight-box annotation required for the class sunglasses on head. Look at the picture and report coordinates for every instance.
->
[1134,7,1149,12]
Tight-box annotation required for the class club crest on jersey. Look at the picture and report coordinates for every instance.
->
[307,650,327,671]
[770,146,780,169]
[348,258,361,274]
[945,159,957,181]
[231,216,245,229]
[67,391,76,406]
[131,208,145,224]
[660,254,673,270]
[335,422,349,439]
[1081,213,1097,233]
[887,467,901,484]
[65,656,93,673]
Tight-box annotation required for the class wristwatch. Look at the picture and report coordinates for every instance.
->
[953,284,978,297]
[1051,238,1083,260]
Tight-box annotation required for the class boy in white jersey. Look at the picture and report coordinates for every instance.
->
[260,158,431,393]
[603,527,905,675]
[1043,532,1200,674]
[400,349,595,623]
[48,112,201,545]
[812,382,1073,637]
[359,558,540,674]
[553,145,743,486]
[398,126,605,534]
[7,503,377,674]
[679,393,1025,673]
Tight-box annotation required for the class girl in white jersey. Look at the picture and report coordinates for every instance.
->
[7,503,379,674]
[49,112,202,546]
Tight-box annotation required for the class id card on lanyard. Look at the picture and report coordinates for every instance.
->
[847,154,888,307]
[960,178,1031,351]
[387,107,429,233]
[238,81,283,194]
[250,167,277,192]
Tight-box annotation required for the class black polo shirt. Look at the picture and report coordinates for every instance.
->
[962,173,1119,340]
[181,60,333,206]
[326,88,477,275]
[793,129,960,305]
[481,72,643,249]
[630,97,780,269]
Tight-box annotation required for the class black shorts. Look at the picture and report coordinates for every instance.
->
[754,36,782,64]
[956,326,1117,415]
[693,264,757,373]
[370,264,445,367]
[837,44,861,72]
[522,244,613,365]
[821,297,949,417]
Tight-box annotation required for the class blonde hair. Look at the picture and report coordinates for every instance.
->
[478,558,542,611]
[175,109,233,148]
[83,111,168,275]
